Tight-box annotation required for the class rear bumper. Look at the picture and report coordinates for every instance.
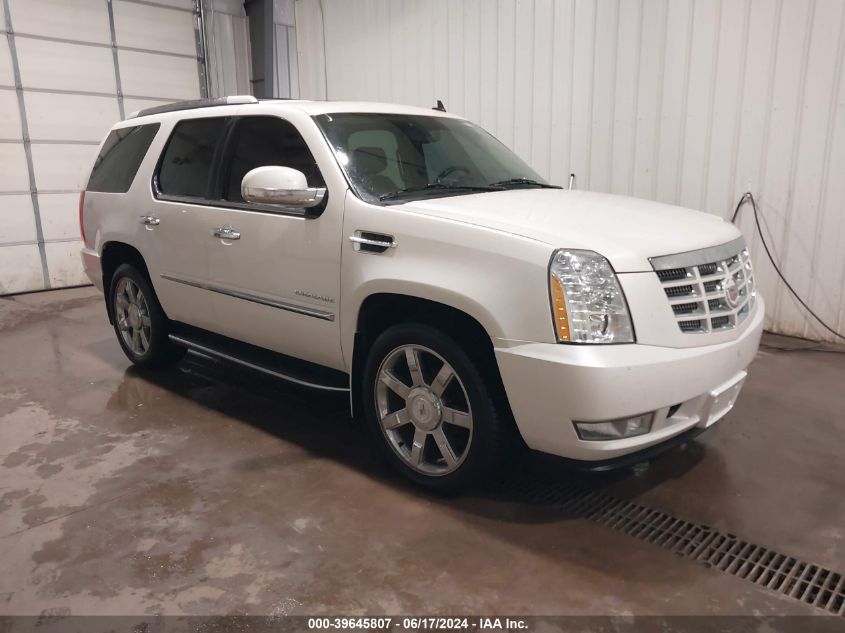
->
[81,247,103,292]
[495,298,765,462]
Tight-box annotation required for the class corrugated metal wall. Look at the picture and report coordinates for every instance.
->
[0,0,205,295]
[273,0,299,97]
[296,0,845,343]
[205,0,252,97]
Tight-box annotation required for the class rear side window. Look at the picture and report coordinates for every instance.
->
[223,116,324,203]
[87,123,160,193]
[157,117,227,198]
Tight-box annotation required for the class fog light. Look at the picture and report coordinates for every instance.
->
[574,414,653,441]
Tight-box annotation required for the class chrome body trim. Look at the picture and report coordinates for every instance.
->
[649,236,747,271]
[169,335,349,392]
[212,226,240,240]
[348,235,397,249]
[160,273,335,321]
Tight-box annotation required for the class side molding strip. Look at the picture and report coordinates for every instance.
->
[160,273,335,321]
[169,335,350,392]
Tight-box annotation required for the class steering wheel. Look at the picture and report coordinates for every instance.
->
[435,165,472,183]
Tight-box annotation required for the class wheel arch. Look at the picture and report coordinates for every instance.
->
[101,241,151,324]
[349,292,508,420]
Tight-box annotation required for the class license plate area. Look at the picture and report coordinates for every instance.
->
[699,370,747,428]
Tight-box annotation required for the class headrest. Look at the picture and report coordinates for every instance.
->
[354,146,388,175]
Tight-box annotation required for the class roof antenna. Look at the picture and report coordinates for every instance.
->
[433,100,446,112]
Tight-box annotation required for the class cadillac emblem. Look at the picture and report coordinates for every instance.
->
[723,277,740,308]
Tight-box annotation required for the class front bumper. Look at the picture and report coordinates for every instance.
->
[494,298,764,462]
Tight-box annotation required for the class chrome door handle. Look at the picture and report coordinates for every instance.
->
[348,235,397,249]
[213,227,241,240]
[139,215,160,226]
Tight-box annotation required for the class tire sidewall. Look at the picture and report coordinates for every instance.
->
[108,264,176,368]
[362,323,504,491]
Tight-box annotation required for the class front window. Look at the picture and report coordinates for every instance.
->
[314,113,551,203]
[223,116,324,203]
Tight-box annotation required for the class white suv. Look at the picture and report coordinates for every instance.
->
[80,96,763,489]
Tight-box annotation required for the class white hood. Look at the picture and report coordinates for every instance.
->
[400,189,742,272]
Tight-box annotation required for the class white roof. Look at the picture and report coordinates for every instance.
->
[273,100,459,118]
[117,98,462,131]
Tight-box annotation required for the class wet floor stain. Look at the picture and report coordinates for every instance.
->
[0,288,842,617]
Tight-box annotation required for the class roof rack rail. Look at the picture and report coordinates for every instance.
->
[128,95,258,119]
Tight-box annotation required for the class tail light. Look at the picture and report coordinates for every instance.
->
[78,190,87,246]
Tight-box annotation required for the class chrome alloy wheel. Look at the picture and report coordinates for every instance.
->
[114,277,152,356]
[375,344,473,476]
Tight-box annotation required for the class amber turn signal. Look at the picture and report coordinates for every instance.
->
[549,274,570,342]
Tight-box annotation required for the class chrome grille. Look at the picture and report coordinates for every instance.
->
[650,237,757,335]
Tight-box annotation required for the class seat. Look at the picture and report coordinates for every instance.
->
[353,146,397,198]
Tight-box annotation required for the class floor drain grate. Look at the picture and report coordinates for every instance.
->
[503,478,845,616]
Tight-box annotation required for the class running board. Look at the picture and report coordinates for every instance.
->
[168,323,349,392]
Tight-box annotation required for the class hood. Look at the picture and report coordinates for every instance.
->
[399,189,742,272]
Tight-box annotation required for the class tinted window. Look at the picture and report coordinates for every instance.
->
[157,118,227,198]
[87,124,160,193]
[223,116,324,202]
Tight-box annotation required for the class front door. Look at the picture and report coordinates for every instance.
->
[203,114,345,371]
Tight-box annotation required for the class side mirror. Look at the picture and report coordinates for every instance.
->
[241,166,326,208]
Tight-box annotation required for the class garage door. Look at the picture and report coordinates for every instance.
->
[0,0,205,294]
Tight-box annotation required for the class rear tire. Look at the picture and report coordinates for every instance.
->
[362,323,513,491]
[109,263,185,369]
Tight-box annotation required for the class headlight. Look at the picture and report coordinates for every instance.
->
[549,249,635,343]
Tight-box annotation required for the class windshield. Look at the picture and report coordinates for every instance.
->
[314,113,550,203]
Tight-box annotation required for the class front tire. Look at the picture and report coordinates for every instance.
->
[362,323,513,491]
[109,263,185,369]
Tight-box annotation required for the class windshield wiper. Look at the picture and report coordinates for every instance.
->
[379,183,503,201]
[487,178,562,189]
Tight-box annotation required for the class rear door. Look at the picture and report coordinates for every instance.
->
[202,114,345,370]
[141,116,229,332]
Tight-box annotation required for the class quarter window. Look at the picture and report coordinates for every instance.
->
[87,123,160,193]
[157,117,227,198]
[223,116,324,203]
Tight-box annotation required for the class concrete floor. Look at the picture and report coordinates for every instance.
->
[1,286,844,617]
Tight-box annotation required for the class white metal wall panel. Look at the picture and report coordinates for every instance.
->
[0,245,43,294]
[24,92,120,142]
[206,3,251,98]
[0,89,21,137]
[0,38,13,84]
[9,0,111,44]
[273,0,297,98]
[2,195,36,244]
[39,193,82,242]
[293,0,326,100]
[113,1,197,57]
[14,38,116,93]
[118,49,201,100]
[0,143,29,192]
[30,144,100,192]
[1,0,205,294]
[146,0,193,9]
[297,0,845,342]
[122,97,176,117]
[45,240,88,288]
